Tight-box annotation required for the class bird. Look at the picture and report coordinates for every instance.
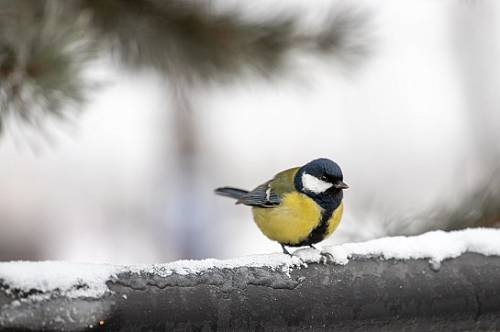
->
[215,158,348,255]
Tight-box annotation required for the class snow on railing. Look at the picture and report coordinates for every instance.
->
[1,228,500,331]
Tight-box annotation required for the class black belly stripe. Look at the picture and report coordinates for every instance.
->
[287,206,335,247]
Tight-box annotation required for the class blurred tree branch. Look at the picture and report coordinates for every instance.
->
[426,2,500,232]
[386,170,500,237]
[0,0,95,133]
[377,2,500,236]
[0,0,372,132]
[78,0,371,81]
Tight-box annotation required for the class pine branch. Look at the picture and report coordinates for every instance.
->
[0,0,372,134]
[78,0,372,82]
[0,0,97,133]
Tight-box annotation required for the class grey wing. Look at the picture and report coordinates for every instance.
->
[236,181,281,208]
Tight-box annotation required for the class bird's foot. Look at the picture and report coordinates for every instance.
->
[319,251,335,264]
[309,245,333,263]
[281,244,292,256]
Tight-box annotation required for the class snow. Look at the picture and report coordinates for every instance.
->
[321,227,500,265]
[1,228,499,302]
[130,253,304,277]
[0,261,121,300]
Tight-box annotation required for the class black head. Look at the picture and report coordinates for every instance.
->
[294,158,348,199]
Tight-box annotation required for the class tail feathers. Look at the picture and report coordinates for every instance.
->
[214,187,249,200]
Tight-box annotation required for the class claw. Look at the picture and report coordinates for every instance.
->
[308,244,331,263]
[281,244,292,256]
[319,251,335,264]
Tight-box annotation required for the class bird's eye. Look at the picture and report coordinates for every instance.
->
[320,175,328,181]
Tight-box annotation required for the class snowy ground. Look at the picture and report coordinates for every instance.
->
[0,228,499,302]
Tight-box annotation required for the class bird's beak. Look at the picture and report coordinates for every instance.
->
[333,181,349,189]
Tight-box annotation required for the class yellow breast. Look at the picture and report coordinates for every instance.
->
[252,193,344,246]
[252,192,323,245]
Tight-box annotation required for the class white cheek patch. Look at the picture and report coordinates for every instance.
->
[302,173,333,194]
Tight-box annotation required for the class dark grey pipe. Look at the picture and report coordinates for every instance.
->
[1,253,500,331]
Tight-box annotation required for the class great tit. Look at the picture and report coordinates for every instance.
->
[215,158,348,255]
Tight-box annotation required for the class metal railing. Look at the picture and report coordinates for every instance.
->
[1,252,500,331]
